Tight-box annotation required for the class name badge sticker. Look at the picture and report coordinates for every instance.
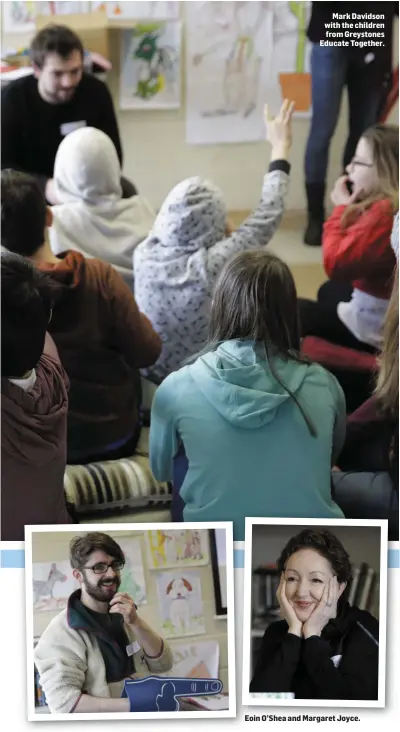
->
[60,120,87,137]
[126,641,141,657]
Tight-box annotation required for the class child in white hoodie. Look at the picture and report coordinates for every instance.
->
[50,127,156,289]
[134,100,295,382]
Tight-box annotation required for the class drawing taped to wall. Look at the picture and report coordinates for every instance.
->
[185,1,311,145]
[147,529,209,569]
[2,2,89,33]
[185,1,273,144]
[156,570,206,638]
[32,560,77,612]
[91,1,179,20]
[120,21,181,109]
[117,537,147,605]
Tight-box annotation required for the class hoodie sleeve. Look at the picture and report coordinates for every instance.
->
[249,622,301,693]
[206,163,290,276]
[106,264,162,369]
[149,375,179,482]
[300,620,379,700]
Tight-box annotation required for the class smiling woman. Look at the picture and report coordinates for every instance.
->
[249,529,379,701]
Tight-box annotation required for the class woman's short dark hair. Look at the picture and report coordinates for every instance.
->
[277,529,353,604]
[70,532,125,569]
[30,25,84,68]
[1,253,55,377]
[1,170,47,256]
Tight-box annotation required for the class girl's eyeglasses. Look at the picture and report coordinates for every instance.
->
[349,158,373,169]
[81,561,125,574]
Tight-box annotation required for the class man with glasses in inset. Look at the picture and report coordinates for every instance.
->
[34,532,173,714]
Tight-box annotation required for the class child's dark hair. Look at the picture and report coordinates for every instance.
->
[1,169,47,256]
[1,253,56,377]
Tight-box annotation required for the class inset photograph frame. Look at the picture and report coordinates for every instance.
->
[242,517,388,708]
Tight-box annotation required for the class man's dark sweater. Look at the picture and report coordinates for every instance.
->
[1,73,123,196]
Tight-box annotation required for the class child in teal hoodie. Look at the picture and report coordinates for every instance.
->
[150,250,346,539]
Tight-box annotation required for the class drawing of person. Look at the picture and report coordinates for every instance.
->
[193,1,267,118]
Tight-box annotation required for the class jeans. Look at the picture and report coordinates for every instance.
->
[305,44,385,184]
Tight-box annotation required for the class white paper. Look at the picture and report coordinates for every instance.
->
[156,569,206,638]
[120,21,181,109]
[185,1,312,145]
[2,2,90,34]
[167,639,220,679]
[118,537,147,605]
[146,529,209,569]
[91,1,179,20]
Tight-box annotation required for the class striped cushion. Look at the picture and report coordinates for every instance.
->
[64,455,171,515]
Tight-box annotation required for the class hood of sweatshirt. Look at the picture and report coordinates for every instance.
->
[188,340,311,428]
[1,354,68,467]
[50,127,155,285]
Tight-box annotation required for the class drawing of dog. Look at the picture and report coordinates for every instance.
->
[166,577,193,634]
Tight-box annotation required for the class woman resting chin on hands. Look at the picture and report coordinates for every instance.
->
[250,529,379,701]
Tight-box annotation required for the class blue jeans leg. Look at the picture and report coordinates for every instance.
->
[305,44,347,184]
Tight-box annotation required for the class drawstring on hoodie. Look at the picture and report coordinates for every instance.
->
[268,355,318,438]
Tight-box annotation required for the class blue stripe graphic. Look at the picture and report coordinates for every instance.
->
[1,548,399,569]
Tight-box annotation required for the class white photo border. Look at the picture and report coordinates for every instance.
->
[25,521,236,721]
[242,517,388,709]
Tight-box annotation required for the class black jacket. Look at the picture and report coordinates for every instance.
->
[1,73,122,196]
[250,603,379,700]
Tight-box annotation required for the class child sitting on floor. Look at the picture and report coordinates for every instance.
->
[299,124,398,352]
[149,249,346,540]
[50,127,156,289]
[134,99,295,383]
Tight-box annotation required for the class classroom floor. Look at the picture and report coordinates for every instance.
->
[229,211,326,300]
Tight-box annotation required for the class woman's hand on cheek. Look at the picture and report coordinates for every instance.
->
[303,577,339,639]
[277,574,303,637]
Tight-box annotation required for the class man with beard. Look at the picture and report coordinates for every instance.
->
[34,532,173,714]
[1,24,136,204]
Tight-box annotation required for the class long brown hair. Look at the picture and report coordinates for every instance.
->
[342,124,399,228]
[204,249,317,436]
[375,266,399,417]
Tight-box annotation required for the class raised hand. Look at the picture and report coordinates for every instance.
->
[265,99,295,158]
[276,573,302,637]
[303,576,340,639]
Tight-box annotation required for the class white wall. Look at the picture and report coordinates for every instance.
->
[2,7,398,211]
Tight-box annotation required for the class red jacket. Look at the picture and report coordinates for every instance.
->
[323,200,396,299]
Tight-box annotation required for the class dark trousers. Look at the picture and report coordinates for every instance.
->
[305,44,385,184]
[299,282,377,412]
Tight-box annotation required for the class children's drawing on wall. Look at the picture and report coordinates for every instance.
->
[91,1,178,20]
[120,21,181,109]
[168,639,219,679]
[118,538,147,605]
[270,1,311,116]
[156,570,206,638]
[2,2,89,33]
[2,1,36,33]
[32,561,77,612]
[147,529,209,569]
[185,1,273,144]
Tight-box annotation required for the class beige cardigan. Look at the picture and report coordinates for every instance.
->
[34,609,173,713]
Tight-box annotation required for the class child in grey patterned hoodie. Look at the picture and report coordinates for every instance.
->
[134,100,294,382]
